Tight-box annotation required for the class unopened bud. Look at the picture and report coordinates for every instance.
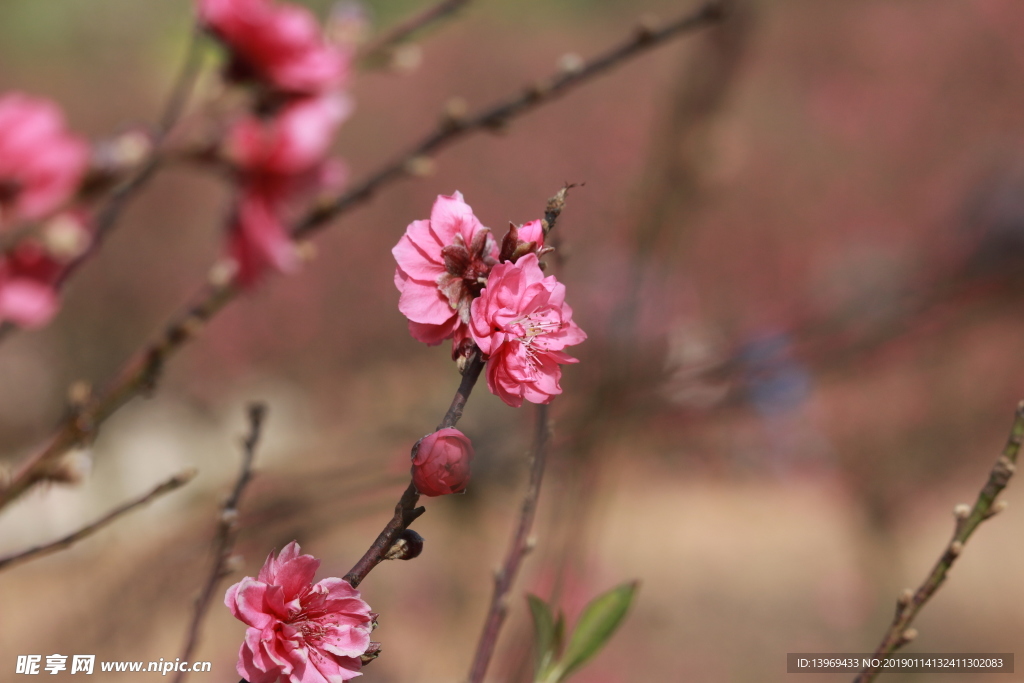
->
[42,214,90,261]
[390,44,422,74]
[45,450,93,485]
[949,540,964,556]
[110,130,152,168]
[360,642,382,664]
[384,529,424,561]
[443,97,469,124]
[953,504,971,519]
[901,628,918,644]
[558,52,584,76]
[67,381,92,408]
[209,259,236,287]
[220,508,240,527]
[411,428,473,496]
[985,500,1009,519]
[224,554,245,574]
[897,588,913,607]
[404,156,435,177]
[295,241,317,263]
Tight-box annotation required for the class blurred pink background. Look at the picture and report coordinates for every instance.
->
[2,1,1024,681]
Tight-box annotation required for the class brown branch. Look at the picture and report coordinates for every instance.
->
[174,403,266,683]
[0,6,719,511]
[357,0,473,66]
[852,401,1024,683]
[343,352,485,588]
[295,0,725,238]
[468,403,551,683]
[0,468,196,572]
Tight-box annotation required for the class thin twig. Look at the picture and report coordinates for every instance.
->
[174,403,266,683]
[468,404,551,683]
[0,468,196,572]
[343,352,485,588]
[296,1,724,238]
[852,401,1024,683]
[0,6,720,511]
[358,0,472,65]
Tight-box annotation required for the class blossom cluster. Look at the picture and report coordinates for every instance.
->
[393,192,586,408]
[198,0,353,286]
[0,94,91,328]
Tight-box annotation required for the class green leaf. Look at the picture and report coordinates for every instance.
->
[553,610,566,659]
[552,581,639,681]
[527,594,557,677]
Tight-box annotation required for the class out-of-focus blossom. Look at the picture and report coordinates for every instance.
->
[225,541,375,683]
[411,428,474,496]
[470,253,586,407]
[392,192,498,348]
[0,214,92,329]
[0,94,88,228]
[227,191,300,287]
[228,93,351,176]
[225,94,349,286]
[198,0,349,96]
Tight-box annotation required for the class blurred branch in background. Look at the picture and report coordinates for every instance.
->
[357,0,472,69]
[0,467,196,572]
[852,401,1023,683]
[0,0,724,515]
[468,404,550,683]
[501,3,755,677]
[174,402,266,683]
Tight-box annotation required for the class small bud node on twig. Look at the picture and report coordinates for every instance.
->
[390,44,423,74]
[295,240,317,263]
[526,81,549,101]
[383,529,424,561]
[899,628,919,645]
[524,535,538,553]
[67,381,92,409]
[360,642,382,665]
[404,155,435,177]
[983,500,1009,520]
[953,503,971,520]
[442,97,469,126]
[635,14,661,42]
[558,52,585,76]
[949,540,964,557]
[224,554,245,574]
[208,259,236,287]
[220,508,239,527]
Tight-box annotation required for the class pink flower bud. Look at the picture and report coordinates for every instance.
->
[517,219,544,248]
[411,428,474,496]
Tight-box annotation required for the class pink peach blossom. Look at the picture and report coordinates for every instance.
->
[0,94,88,227]
[412,428,474,496]
[0,214,92,329]
[392,192,497,349]
[517,219,544,248]
[228,93,351,176]
[225,95,348,287]
[199,0,348,95]
[227,190,300,287]
[225,541,375,683]
[470,253,586,407]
